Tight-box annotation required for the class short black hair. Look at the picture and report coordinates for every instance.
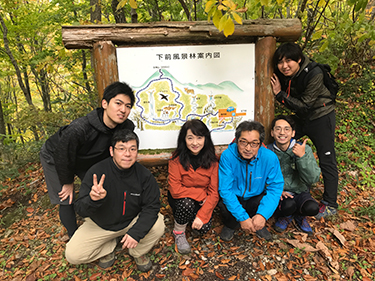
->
[102,82,135,107]
[273,42,303,68]
[235,120,265,144]
[111,129,139,149]
[271,115,296,131]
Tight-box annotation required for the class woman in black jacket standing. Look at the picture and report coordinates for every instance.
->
[270,42,338,219]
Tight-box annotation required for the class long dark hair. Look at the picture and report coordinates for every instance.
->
[172,119,217,170]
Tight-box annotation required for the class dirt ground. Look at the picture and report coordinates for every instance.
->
[0,163,374,281]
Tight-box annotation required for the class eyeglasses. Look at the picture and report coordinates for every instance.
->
[114,146,137,153]
[238,139,260,148]
[273,126,292,133]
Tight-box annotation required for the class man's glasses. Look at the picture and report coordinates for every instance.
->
[273,126,292,133]
[114,146,137,153]
[238,139,260,148]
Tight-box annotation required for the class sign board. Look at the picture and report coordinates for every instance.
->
[117,44,255,150]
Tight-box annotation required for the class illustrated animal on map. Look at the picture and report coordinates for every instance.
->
[159,93,168,101]
[184,88,195,95]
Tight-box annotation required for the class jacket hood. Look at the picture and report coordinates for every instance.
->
[295,54,312,78]
[87,108,112,134]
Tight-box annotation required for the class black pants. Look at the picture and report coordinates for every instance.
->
[168,191,212,235]
[273,192,319,218]
[218,194,264,230]
[293,111,338,208]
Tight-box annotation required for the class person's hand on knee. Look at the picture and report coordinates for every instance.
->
[252,214,266,231]
[240,218,256,233]
[121,234,138,249]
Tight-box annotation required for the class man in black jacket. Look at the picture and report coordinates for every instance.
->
[270,43,338,219]
[40,82,135,238]
[65,129,165,272]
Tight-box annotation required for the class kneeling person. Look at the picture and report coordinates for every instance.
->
[219,121,284,242]
[65,129,165,271]
[268,115,320,235]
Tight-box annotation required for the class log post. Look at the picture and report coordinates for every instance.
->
[254,36,276,144]
[92,41,118,101]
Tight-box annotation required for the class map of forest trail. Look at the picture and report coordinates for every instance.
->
[130,69,246,132]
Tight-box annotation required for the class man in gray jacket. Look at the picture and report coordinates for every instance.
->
[267,115,321,235]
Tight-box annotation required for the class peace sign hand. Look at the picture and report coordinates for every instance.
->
[292,139,308,158]
[89,174,107,201]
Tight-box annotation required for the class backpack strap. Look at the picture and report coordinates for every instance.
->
[300,61,334,110]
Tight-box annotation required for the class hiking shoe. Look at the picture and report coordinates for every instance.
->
[173,231,191,254]
[315,204,337,219]
[273,216,293,233]
[294,216,313,236]
[98,250,115,269]
[255,227,273,241]
[220,226,235,242]
[134,255,152,272]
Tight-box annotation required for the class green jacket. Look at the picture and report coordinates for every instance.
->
[267,140,321,194]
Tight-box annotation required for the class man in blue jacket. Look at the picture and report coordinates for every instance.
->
[65,129,165,272]
[219,121,284,241]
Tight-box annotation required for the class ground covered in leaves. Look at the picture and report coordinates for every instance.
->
[0,163,374,281]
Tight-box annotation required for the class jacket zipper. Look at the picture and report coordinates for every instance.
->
[123,191,126,215]
[242,165,252,197]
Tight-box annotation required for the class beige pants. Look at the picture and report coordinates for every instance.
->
[65,213,165,265]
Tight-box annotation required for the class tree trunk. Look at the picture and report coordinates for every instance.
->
[0,14,34,107]
[30,67,52,112]
[153,0,163,21]
[90,0,102,23]
[131,8,138,23]
[0,89,6,140]
[111,0,127,23]
[82,50,91,94]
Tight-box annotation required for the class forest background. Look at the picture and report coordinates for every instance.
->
[0,0,375,280]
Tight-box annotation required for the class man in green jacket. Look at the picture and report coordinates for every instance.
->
[267,115,321,235]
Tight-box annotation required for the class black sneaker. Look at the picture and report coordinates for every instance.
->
[220,226,235,241]
[255,227,273,241]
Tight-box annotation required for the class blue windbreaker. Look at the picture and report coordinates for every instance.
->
[219,143,284,222]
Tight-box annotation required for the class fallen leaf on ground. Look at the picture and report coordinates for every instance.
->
[327,228,347,245]
[215,271,225,279]
[286,239,318,252]
[340,220,356,231]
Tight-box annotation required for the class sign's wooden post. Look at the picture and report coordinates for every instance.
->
[92,41,118,101]
[255,36,276,144]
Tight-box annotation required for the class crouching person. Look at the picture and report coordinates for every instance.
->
[65,129,165,272]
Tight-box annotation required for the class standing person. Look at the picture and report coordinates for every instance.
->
[268,115,320,235]
[168,119,219,254]
[65,129,165,271]
[40,82,135,238]
[270,42,339,219]
[218,120,284,242]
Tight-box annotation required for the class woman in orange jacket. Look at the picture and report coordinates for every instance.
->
[168,119,219,254]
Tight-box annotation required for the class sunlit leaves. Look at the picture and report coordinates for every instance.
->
[205,0,246,37]
[117,0,138,10]
[311,30,323,41]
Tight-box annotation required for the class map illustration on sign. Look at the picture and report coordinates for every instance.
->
[117,44,255,150]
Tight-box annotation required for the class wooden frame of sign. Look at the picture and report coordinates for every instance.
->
[61,19,301,166]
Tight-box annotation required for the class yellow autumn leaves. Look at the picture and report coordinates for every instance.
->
[205,0,247,37]
[116,0,247,37]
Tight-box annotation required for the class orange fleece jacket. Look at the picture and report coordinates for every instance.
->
[168,156,219,224]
